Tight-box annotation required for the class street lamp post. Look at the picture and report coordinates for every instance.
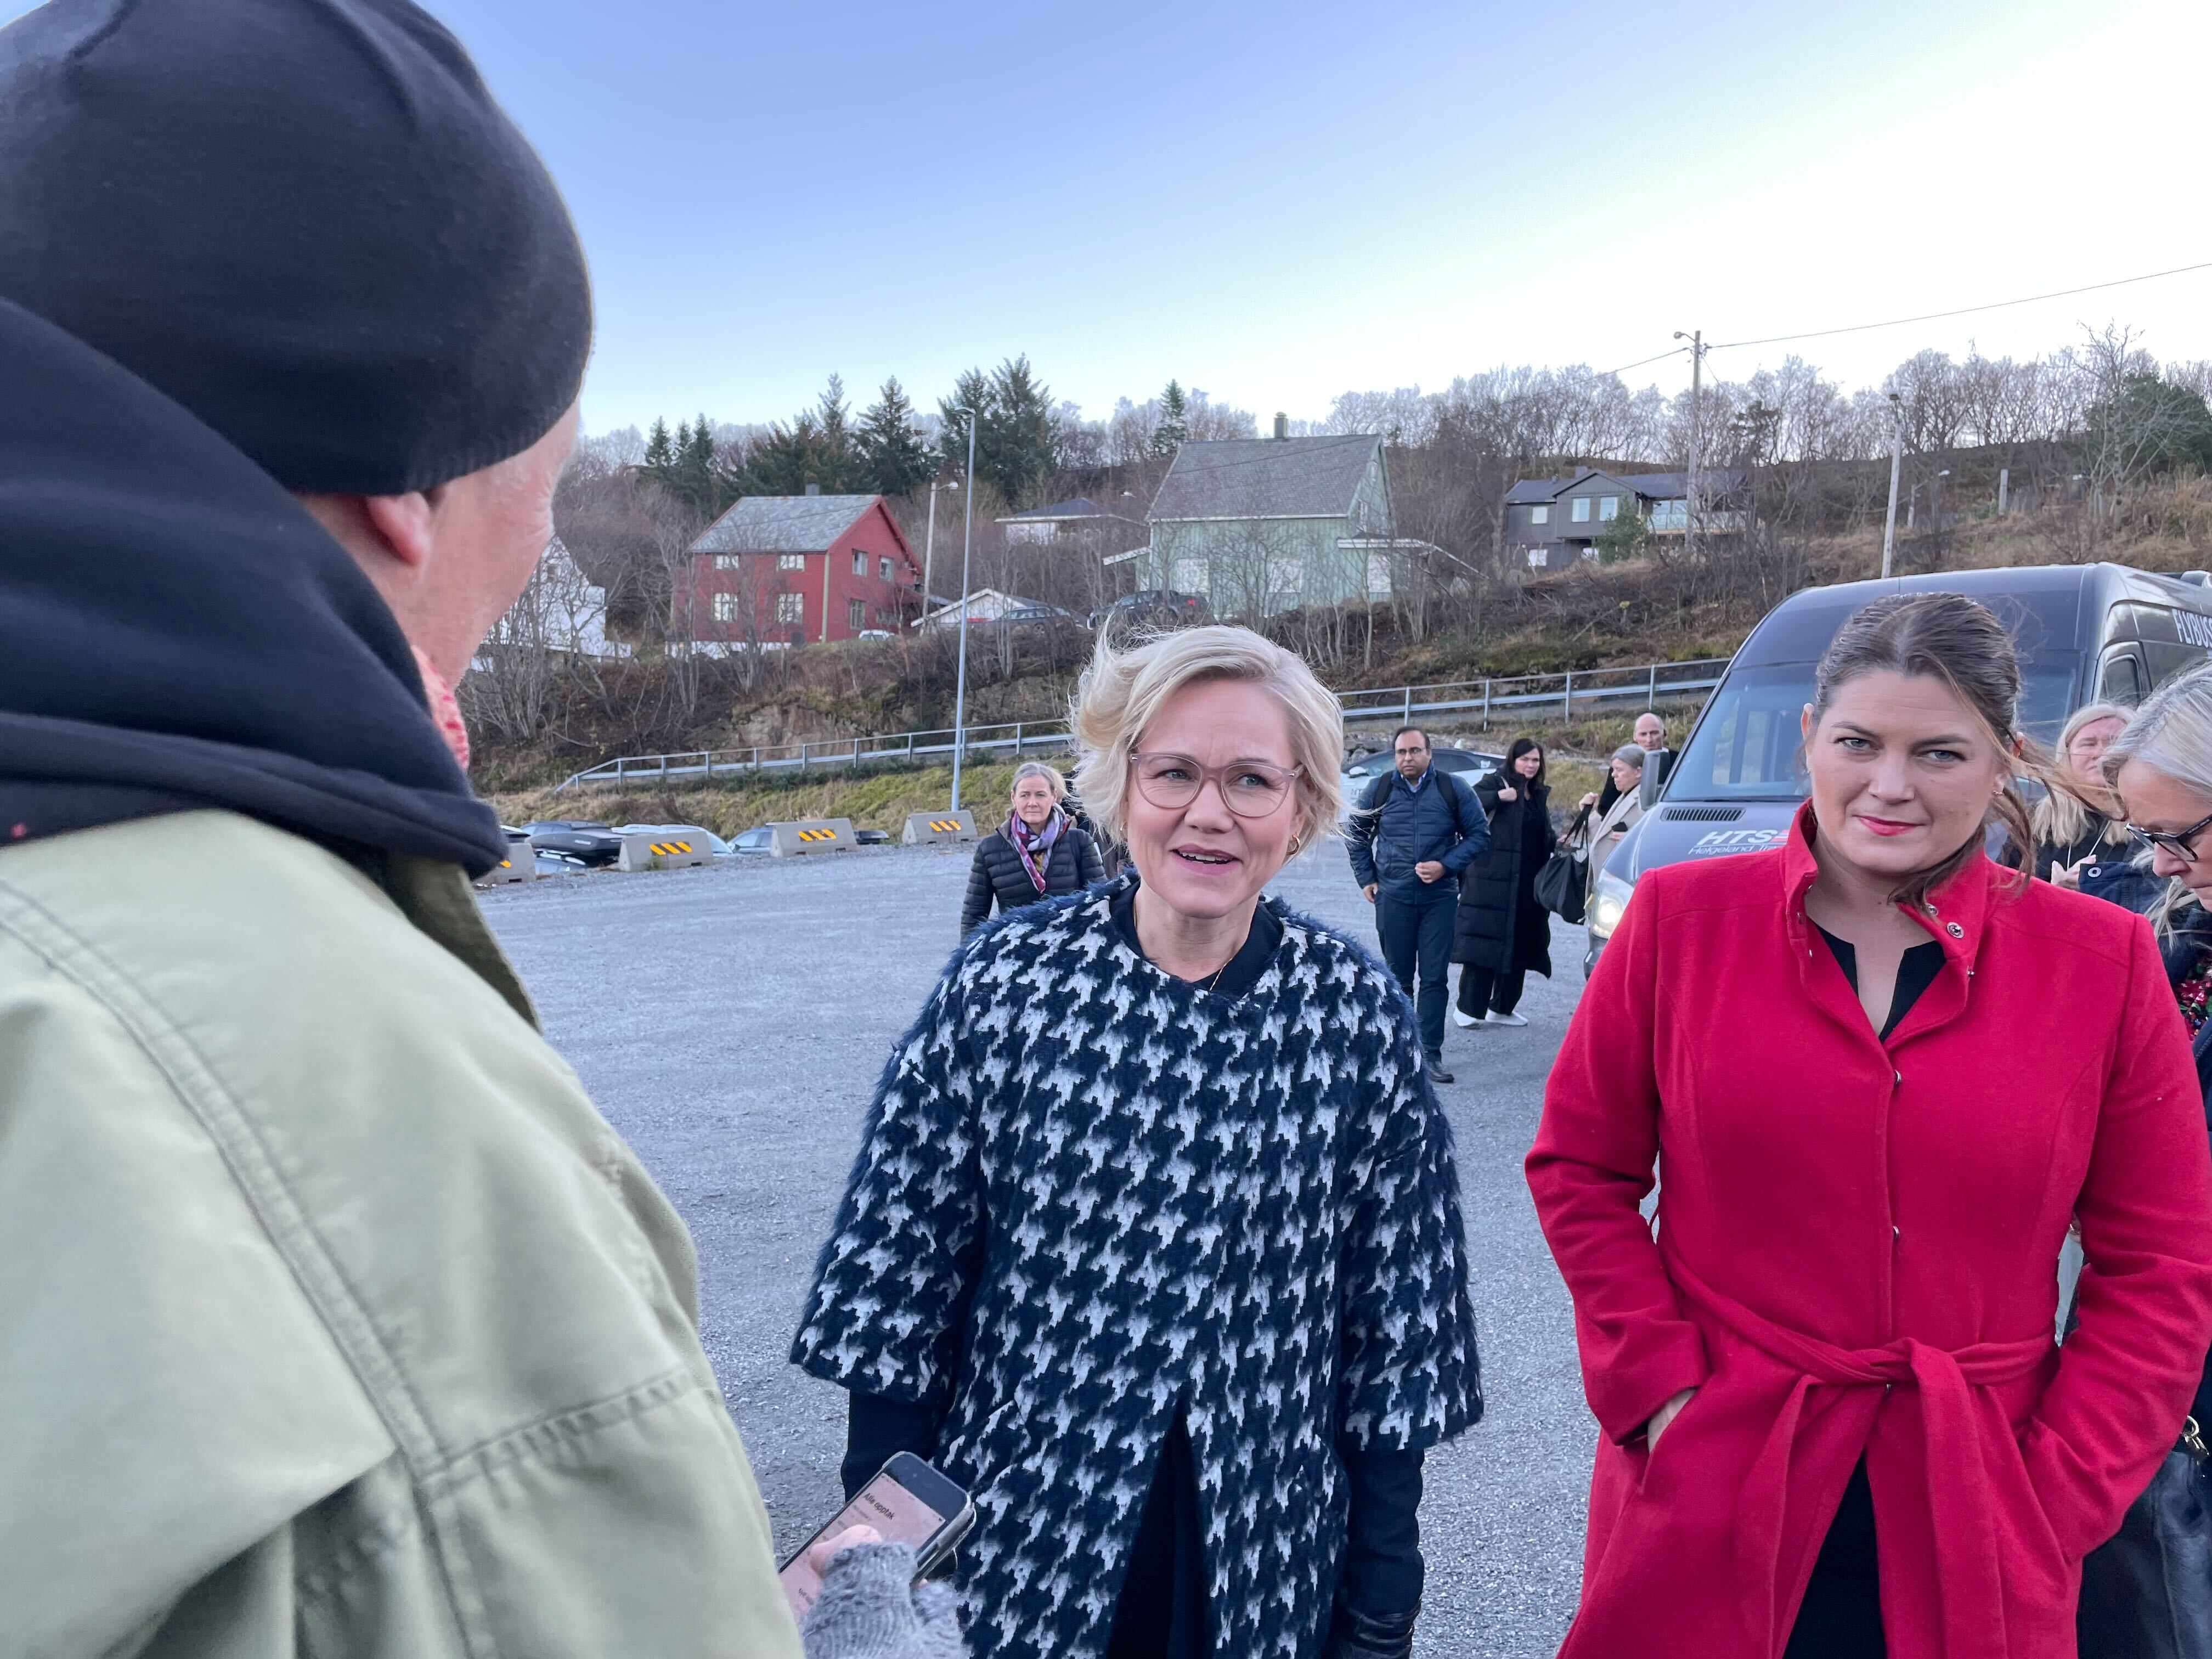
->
[1881,392,1904,580]
[949,409,979,812]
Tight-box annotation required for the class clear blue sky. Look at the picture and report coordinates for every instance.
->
[9,0,2211,432]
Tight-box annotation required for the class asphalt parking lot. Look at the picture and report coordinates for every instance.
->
[484,843,1595,1657]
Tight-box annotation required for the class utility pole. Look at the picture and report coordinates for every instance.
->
[949,409,979,812]
[922,477,956,610]
[1881,392,1904,580]
[922,479,940,608]
[1674,330,1704,557]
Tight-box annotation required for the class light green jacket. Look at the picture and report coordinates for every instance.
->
[0,811,803,1659]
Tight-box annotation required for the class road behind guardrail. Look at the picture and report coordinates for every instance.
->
[550,657,1727,793]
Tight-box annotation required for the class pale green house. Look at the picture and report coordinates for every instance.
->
[1136,427,1415,618]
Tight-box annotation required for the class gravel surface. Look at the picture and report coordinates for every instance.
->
[485,844,1595,1657]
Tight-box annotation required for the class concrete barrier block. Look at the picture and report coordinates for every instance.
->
[618,829,715,872]
[476,846,537,887]
[901,810,978,845]
[769,818,856,856]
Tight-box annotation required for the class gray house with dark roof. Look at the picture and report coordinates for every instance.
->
[1505,466,1747,571]
[1143,429,1424,617]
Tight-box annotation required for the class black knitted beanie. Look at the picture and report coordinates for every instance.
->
[0,0,592,494]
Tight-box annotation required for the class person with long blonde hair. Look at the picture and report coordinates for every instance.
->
[2022,701,2131,886]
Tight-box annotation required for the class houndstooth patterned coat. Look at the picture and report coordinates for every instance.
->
[792,874,1482,1659]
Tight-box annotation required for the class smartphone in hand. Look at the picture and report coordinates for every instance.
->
[777,1452,975,1624]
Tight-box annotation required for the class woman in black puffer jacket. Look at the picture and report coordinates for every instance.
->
[960,760,1105,935]
[1451,737,1555,1028]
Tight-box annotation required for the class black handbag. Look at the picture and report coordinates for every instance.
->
[1534,805,1592,924]
[2078,1415,2212,1659]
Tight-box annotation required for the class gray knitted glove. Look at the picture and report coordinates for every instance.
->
[800,1542,964,1659]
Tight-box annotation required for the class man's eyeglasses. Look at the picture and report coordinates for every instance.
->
[2128,809,2212,863]
[1129,752,1302,818]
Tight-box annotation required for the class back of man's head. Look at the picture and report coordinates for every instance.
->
[0,0,591,495]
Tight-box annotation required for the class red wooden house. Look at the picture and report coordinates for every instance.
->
[683,490,922,648]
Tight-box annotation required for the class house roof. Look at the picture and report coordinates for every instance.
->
[689,494,880,555]
[1149,435,1379,522]
[1504,467,1748,505]
[1504,475,1570,504]
[997,496,1139,524]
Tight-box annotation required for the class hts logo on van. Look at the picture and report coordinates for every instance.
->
[1688,828,1790,856]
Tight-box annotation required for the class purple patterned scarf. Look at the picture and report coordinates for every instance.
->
[1006,807,1066,893]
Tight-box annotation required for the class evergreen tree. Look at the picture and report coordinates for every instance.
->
[1150,379,1189,458]
[857,376,935,496]
[938,368,992,475]
[981,355,1057,505]
[672,413,726,515]
[741,413,825,496]
[642,416,675,472]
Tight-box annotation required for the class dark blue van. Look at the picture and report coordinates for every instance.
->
[1585,562,2212,968]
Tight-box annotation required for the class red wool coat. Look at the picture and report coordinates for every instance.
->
[1528,807,2212,1659]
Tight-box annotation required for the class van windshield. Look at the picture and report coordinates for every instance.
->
[1669,656,2080,802]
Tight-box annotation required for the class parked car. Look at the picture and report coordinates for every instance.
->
[853,827,891,845]
[1338,744,1502,820]
[521,820,625,868]
[612,822,733,856]
[1092,589,1210,631]
[1583,561,2212,975]
[731,826,776,855]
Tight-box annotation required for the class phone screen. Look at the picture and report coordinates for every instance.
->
[778,1470,951,1624]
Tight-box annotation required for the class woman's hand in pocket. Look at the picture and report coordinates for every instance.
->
[1647,1387,1697,1449]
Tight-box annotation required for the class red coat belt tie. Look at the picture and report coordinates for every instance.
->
[1670,1257,2052,1659]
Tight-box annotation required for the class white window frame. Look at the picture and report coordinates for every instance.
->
[713,554,741,570]
[1571,496,1592,523]
[847,597,866,630]
[851,550,866,576]
[775,592,804,624]
[1598,496,1620,521]
[879,556,893,581]
[712,592,740,623]
[1365,553,1393,596]
[778,552,806,571]
[1530,505,1549,525]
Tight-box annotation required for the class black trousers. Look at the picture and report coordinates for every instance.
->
[1784,1460,1884,1658]
[1375,893,1455,1058]
[1457,964,1526,1017]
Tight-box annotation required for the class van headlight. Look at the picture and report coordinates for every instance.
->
[1589,870,1635,939]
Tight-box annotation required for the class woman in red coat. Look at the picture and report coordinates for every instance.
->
[1528,592,2212,1659]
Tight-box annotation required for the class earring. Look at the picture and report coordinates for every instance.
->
[1288,834,1303,855]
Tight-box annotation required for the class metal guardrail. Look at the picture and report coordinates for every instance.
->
[549,656,1730,793]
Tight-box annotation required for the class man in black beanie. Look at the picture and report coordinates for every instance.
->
[0,5,958,1657]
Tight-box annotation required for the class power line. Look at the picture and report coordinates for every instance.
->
[1707,258,2212,351]
[1599,345,1690,377]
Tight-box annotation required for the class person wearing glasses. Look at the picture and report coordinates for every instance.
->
[2068,664,2212,1653]
[794,625,1482,1659]
[1346,725,1490,1084]
[1530,594,2212,1659]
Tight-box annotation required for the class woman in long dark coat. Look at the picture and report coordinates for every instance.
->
[1453,737,1554,1028]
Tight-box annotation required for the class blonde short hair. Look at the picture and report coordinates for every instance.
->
[1010,760,1067,803]
[1070,624,1344,853]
